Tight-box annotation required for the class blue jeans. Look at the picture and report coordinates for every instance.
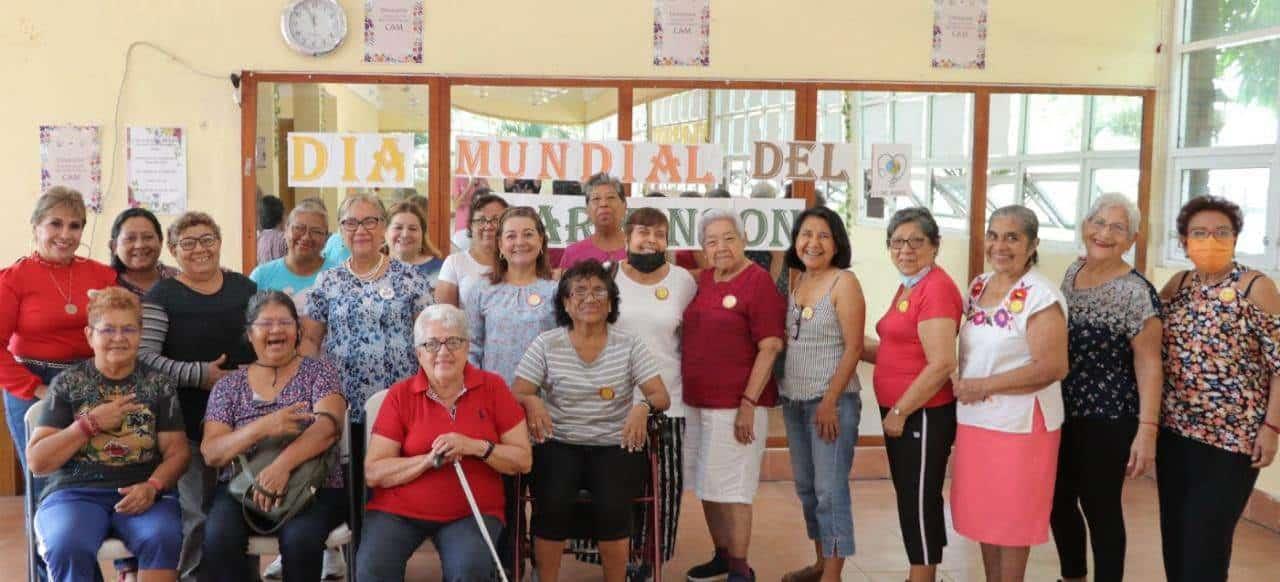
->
[782,392,861,558]
[202,484,347,582]
[35,488,182,581]
[357,510,502,582]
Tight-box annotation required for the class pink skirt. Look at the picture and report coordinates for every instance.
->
[950,403,1061,546]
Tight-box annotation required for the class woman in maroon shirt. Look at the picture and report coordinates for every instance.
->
[681,209,785,582]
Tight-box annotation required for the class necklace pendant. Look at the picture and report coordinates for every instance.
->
[65,303,78,315]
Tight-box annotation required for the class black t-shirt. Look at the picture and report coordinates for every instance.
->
[38,361,184,501]
[143,273,257,440]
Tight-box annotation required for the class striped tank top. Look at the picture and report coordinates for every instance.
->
[783,274,861,401]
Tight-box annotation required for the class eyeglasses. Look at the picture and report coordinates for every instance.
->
[250,319,297,330]
[1088,218,1130,236]
[176,234,220,251]
[418,337,467,353]
[290,225,329,238]
[888,237,927,250]
[569,289,609,302]
[1187,228,1235,241]
[588,195,622,206]
[339,217,383,232]
[92,325,140,337]
[471,217,501,228]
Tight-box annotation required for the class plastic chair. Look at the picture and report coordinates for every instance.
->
[24,399,136,582]
[513,421,664,582]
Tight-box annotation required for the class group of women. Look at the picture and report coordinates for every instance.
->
[2,175,1277,582]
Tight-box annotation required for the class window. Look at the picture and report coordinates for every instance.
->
[1169,1,1280,266]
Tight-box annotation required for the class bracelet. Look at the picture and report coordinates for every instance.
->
[1264,421,1280,434]
[147,477,165,492]
[479,441,496,461]
[1138,420,1159,428]
[740,393,759,407]
[638,399,654,413]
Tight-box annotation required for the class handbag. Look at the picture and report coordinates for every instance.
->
[228,411,339,534]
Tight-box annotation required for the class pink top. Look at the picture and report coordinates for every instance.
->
[558,238,627,270]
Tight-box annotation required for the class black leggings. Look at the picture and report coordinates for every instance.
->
[1157,430,1260,582]
[1049,418,1136,581]
[531,440,645,542]
[882,403,955,565]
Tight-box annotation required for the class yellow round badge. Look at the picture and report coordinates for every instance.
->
[598,387,615,401]
[722,294,738,309]
[655,286,670,301]
[1220,288,1237,303]
[897,300,909,313]
[527,293,543,307]
[1009,300,1025,314]
[801,306,815,320]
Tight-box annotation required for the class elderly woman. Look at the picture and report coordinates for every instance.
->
[138,211,258,579]
[681,210,785,582]
[950,205,1068,582]
[436,194,510,308]
[301,193,434,510]
[1,187,119,472]
[513,260,670,582]
[357,304,531,582]
[249,200,340,298]
[385,201,446,284]
[1157,195,1280,582]
[1048,194,1162,582]
[558,173,628,270]
[199,291,347,582]
[109,207,181,297]
[861,207,962,582]
[778,206,865,582]
[28,287,188,582]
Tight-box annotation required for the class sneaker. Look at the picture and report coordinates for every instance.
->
[780,564,823,582]
[686,554,729,582]
[726,568,755,582]
[322,547,347,579]
[262,556,283,580]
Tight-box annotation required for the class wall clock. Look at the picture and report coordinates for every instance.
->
[281,0,347,56]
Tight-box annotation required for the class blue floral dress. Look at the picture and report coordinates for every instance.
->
[304,260,434,422]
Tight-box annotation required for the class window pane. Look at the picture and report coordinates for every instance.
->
[931,94,969,159]
[988,180,1017,212]
[1180,167,1270,255]
[1180,40,1280,147]
[894,99,926,158]
[861,103,890,159]
[931,167,970,230]
[820,110,843,142]
[989,94,1021,157]
[1026,95,1084,154]
[1090,96,1142,151]
[1185,0,1280,43]
[1091,168,1140,202]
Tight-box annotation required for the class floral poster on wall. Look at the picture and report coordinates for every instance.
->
[364,0,424,63]
[654,0,710,66]
[40,125,102,212]
[932,0,987,69]
[127,127,187,215]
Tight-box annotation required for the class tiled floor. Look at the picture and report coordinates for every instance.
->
[4,478,1279,581]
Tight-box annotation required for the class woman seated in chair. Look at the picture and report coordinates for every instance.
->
[200,291,347,582]
[28,287,189,582]
[357,304,532,582]
[512,259,671,582]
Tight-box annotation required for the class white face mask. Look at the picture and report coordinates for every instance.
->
[900,266,932,289]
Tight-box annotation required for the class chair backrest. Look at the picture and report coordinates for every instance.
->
[363,389,389,446]
[23,399,49,442]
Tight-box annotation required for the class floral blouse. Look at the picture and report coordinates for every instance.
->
[304,260,434,423]
[464,278,559,388]
[1060,260,1162,420]
[1162,262,1280,455]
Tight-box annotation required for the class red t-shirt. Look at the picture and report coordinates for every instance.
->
[674,250,700,271]
[367,364,525,524]
[872,267,963,409]
[0,254,119,399]
[681,263,786,408]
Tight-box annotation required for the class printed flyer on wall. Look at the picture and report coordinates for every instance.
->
[654,0,710,66]
[932,0,987,69]
[127,127,188,215]
[40,125,102,211]
[364,0,424,63]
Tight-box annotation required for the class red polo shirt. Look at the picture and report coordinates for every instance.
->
[366,364,525,524]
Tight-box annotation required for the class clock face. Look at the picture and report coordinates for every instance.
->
[281,0,348,56]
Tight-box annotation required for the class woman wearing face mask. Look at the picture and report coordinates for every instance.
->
[109,207,180,297]
[436,194,510,308]
[385,201,446,285]
[1049,194,1162,582]
[1157,195,1280,582]
[950,205,1069,582]
[861,208,962,582]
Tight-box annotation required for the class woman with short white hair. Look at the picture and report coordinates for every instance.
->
[1048,193,1162,582]
[681,209,785,582]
